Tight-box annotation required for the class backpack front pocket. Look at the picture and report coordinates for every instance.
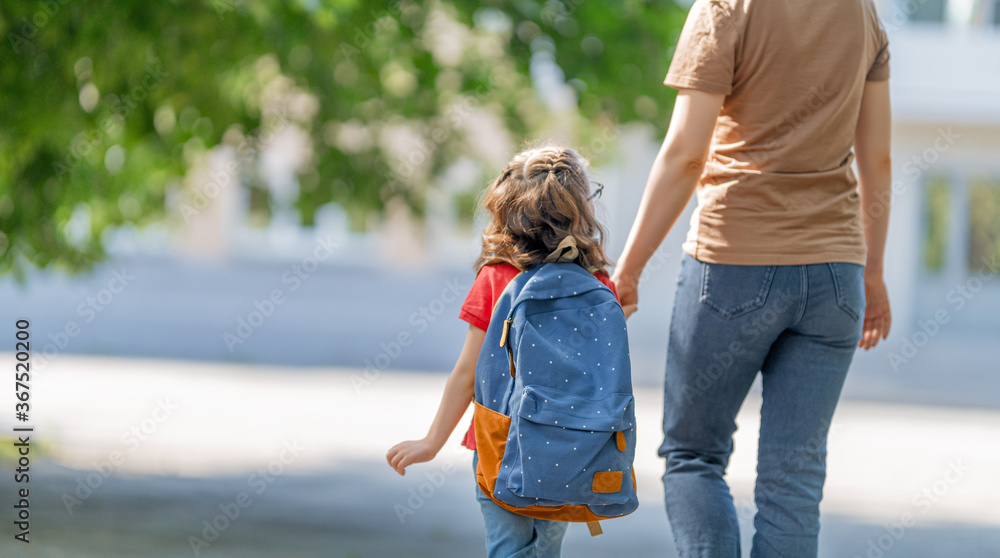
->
[504,386,635,506]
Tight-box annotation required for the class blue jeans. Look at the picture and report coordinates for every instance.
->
[661,254,865,558]
[473,453,569,558]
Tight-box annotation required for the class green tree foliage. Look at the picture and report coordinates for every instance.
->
[0,0,685,277]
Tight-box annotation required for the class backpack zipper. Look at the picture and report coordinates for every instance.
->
[499,318,512,348]
[499,318,515,378]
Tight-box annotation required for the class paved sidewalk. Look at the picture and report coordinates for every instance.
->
[1,355,998,557]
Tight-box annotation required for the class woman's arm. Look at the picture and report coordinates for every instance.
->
[387,324,486,475]
[612,89,725,316]
[854,79,893,350]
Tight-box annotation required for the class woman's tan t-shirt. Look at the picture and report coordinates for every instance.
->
[666,0,890,266]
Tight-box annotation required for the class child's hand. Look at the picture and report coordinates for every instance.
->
[611,269,639,319]
[386,438,438,476]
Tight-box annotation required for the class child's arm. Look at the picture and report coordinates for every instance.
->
[387,324,486,476]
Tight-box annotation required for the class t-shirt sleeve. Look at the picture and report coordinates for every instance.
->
[458,270,494,332]
[867,16,890,81]
[459,265,517,332]
[664,0,740,95]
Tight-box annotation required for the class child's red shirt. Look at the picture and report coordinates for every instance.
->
[458,262,619,450]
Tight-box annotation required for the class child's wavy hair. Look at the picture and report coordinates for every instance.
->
[474,146,611,273]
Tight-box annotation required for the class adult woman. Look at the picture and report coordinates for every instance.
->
[611,0,893,556]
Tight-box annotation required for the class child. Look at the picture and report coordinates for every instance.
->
[386,145,621,558]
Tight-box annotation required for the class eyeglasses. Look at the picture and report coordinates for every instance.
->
[587,182,604,202]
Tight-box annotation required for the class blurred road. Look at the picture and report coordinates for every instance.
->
[1,355,998,557]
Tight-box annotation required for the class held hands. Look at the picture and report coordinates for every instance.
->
[859,274,892,350]
[386,438,439,476]
[611,269,639,320]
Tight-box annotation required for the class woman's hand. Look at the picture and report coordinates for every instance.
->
[612,89,722,321]
[386,438,439,476]
[859,274,891,350]
[856,80,892,351]
[611,269,639,319]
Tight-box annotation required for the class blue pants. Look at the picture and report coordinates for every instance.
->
[473,452,569,558]
[661,254,865,558]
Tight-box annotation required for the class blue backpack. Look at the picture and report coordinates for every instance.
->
[472,260,638,534]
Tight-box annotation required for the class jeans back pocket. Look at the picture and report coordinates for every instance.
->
[699,260,778,320]
[827,263,866,322]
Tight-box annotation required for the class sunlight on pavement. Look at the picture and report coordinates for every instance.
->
[4,353,998,533]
